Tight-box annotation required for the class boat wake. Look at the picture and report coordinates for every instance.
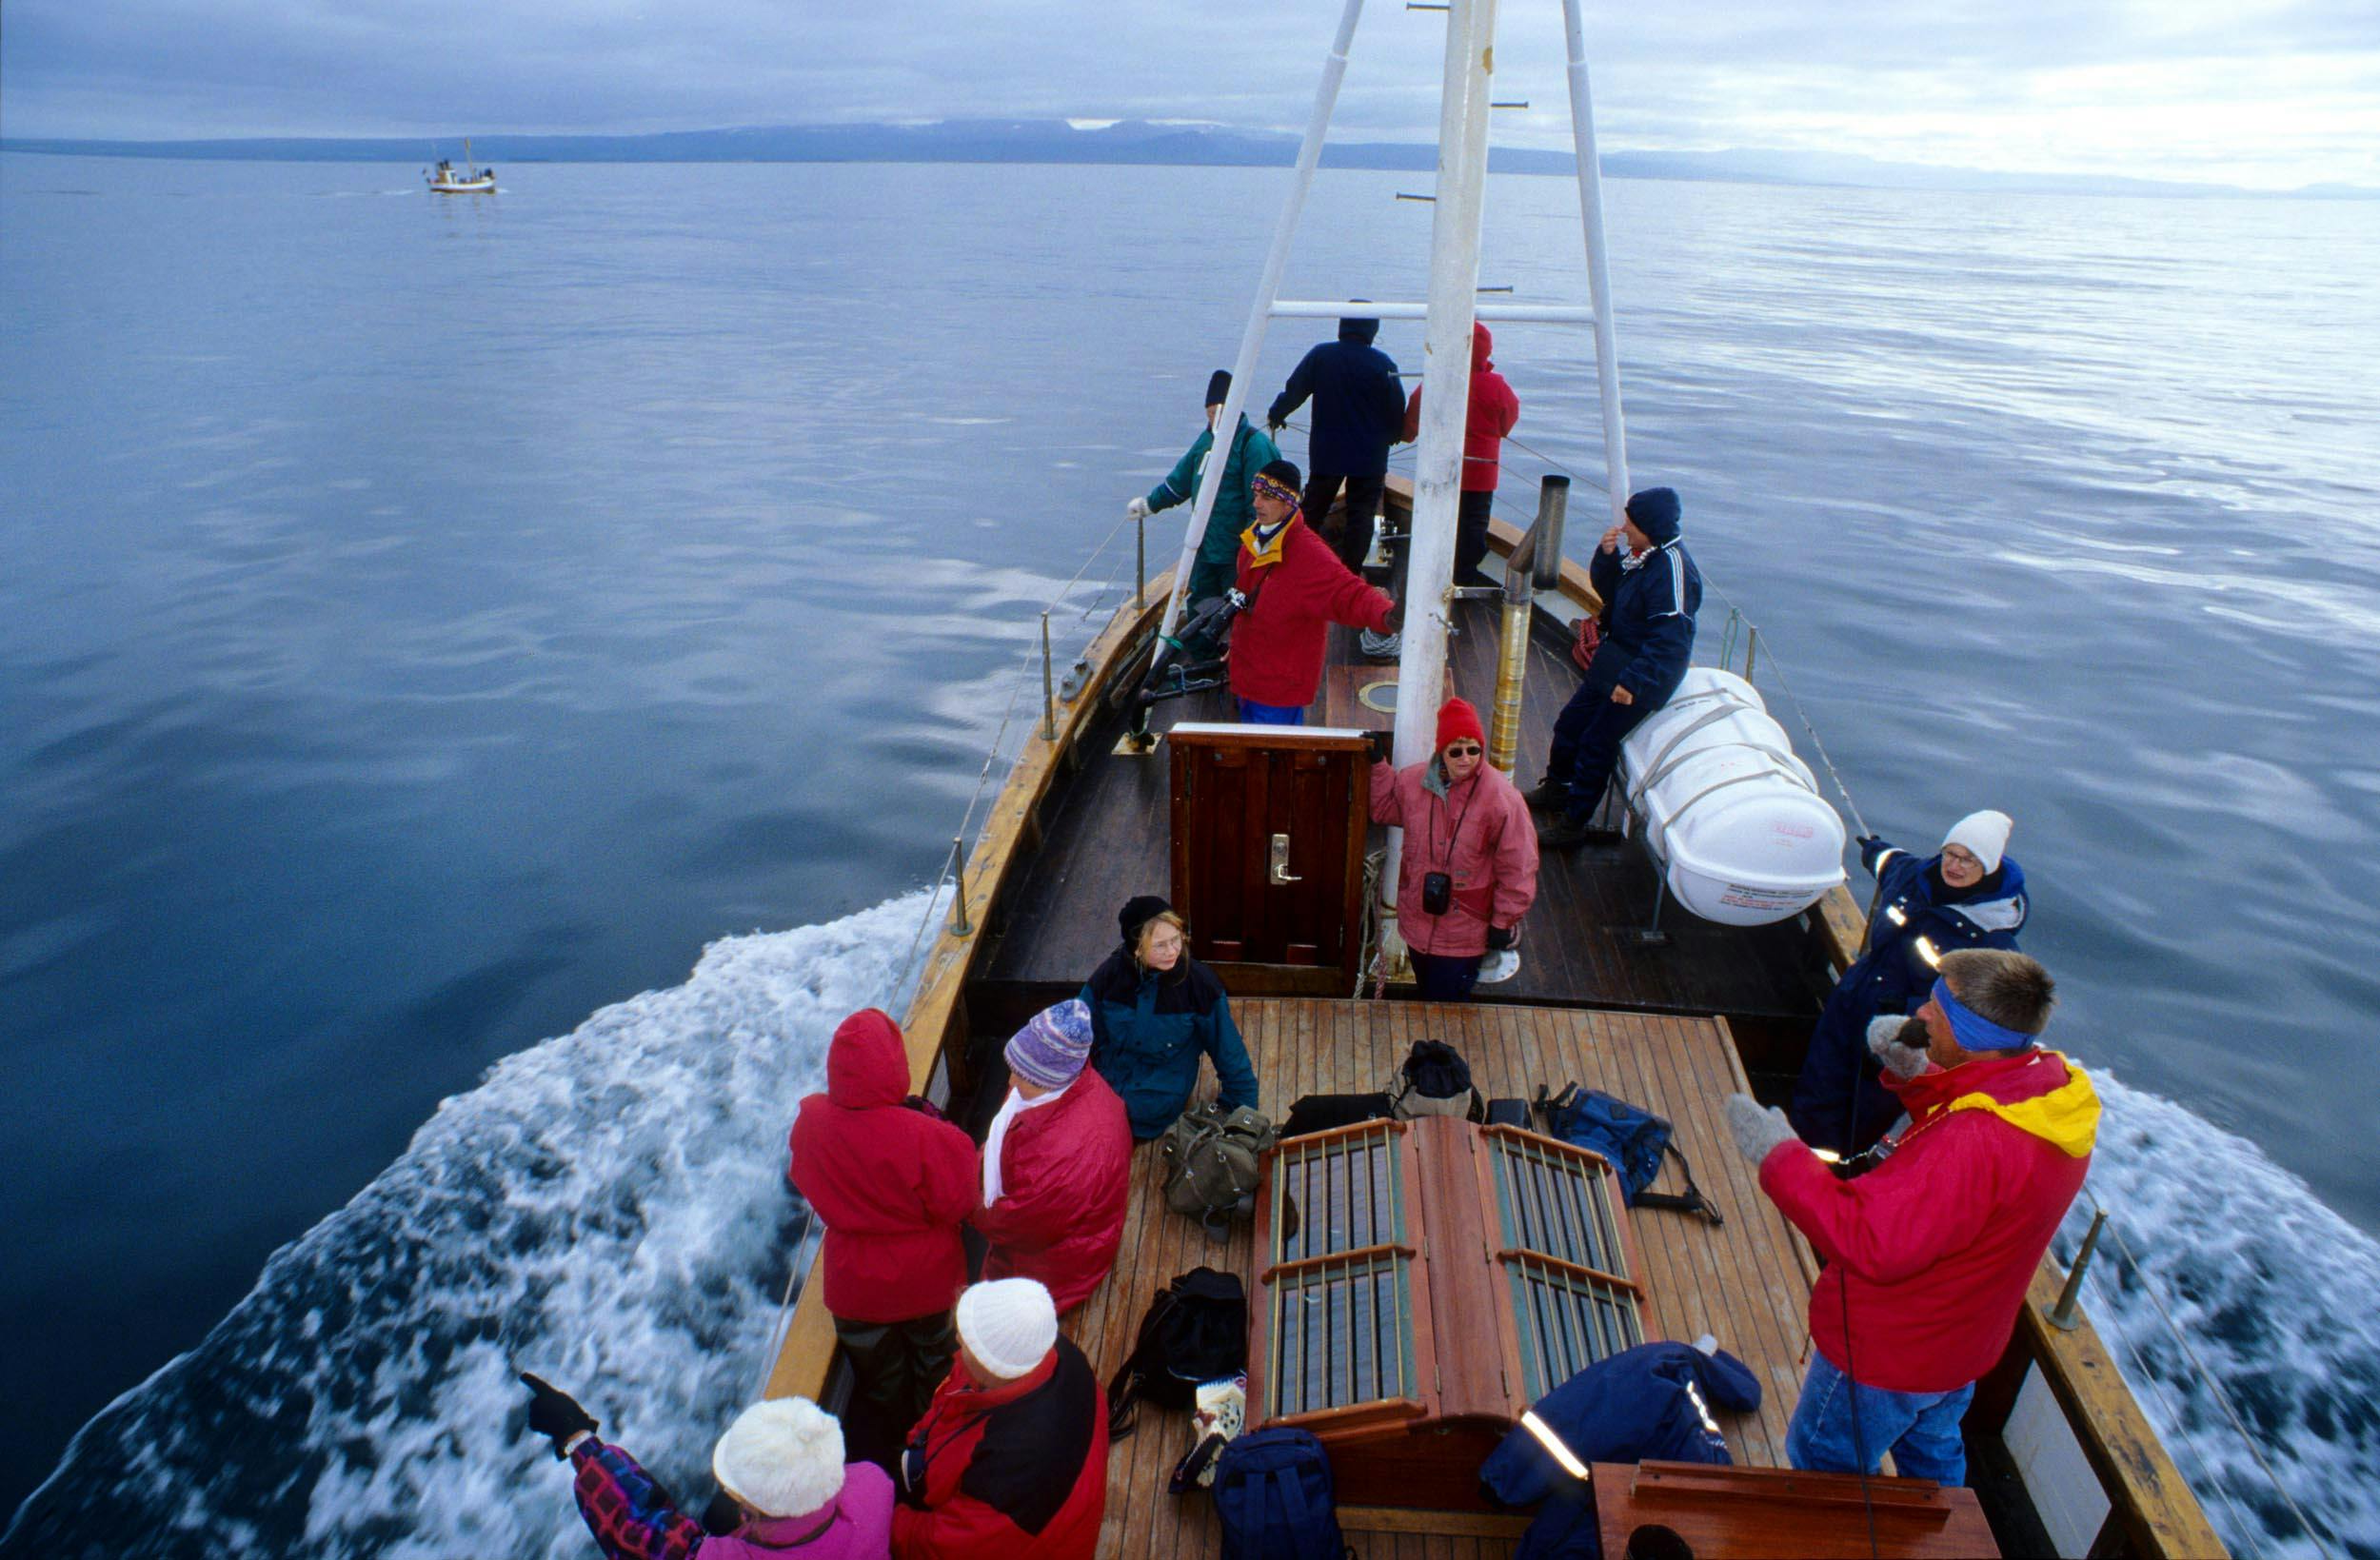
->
[4,892,2374,1559]
[1,892,937,1560]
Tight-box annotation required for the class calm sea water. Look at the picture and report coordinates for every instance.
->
[3,155,2376,1556]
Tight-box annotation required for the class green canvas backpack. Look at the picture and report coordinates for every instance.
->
[1160,1102,1279,1240]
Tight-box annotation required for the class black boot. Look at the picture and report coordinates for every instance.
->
[1522,781,1568,814]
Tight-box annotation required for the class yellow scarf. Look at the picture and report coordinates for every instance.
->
[1240,516,1292,568]
[1942,1052,2100,1157]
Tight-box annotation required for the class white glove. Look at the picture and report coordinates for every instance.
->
[1126,497,1151,523]
[1867,1015,1934,1079]
[1725,1094,1798,1167]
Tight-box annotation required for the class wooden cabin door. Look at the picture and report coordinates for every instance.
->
[1167,723,1370,996]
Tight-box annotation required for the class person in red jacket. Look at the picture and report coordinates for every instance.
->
[788,1009,980,1470]
[893,1277,1107,1559]
[1725,949,2098,1486]
[970,999,1130,1313]
[1399,321,1520,585]
[1227,459,1398,724]
[1369,695,1538,1000]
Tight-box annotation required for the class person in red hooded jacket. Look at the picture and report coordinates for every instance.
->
[970,998,1130,1313]
[1725,949,2098,1487]
[1226,460,1398,724]
[1369,695,1538,1000]
[1400,321,1520,585]
[894,1277,1106,1559]
[788,1008,980,1471]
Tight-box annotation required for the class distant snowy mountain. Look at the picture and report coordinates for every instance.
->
[6,119,2371,199]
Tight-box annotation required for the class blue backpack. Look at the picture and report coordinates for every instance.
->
[1212,1427,1348,1559]
[1545,1085,1723,1226]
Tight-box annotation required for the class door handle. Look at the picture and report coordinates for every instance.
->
[1270,833,1301,885]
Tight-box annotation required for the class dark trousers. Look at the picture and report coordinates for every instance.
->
[1546,683,1656,824]
[1408,949,1483,1001]
[833,1311,958,1471]
[1456,489,1496,584]
[1300,473,1387,575]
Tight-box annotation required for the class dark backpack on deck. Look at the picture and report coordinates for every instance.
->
[1388,1038,1484,1122]
[1213,1427,1348,1560]
[1160,1103,1280,1239]
[1280,1092,1394,1138]
[1545,1084,1723,1225]
[1107,1267,1248,1439]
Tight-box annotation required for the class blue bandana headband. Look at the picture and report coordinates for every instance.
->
[1933,977,2036,1054]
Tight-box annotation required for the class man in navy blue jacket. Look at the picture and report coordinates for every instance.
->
[1267,315,1406,575]
[1480,1338,1761,1558]
[1532,487,1703,848]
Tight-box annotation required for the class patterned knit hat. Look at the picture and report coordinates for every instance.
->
[1005,998,1093,1090]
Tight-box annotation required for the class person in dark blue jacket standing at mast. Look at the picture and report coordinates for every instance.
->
[1531,486,1702,849]
[1267,314,1406,577]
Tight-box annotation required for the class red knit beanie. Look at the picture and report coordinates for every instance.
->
[1435,697,1484,753]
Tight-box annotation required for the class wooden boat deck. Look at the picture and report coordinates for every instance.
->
[1064,997,1820,1555]
[982,596,1828,1022]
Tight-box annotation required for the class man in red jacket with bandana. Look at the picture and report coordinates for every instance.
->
[1726,948,2098,1486]
[1226,459,1397,724]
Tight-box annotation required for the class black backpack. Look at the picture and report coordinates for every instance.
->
[1213,1427,1347,1559]
[1106,1267,1248,1438]
[1388,1038,1484,1122]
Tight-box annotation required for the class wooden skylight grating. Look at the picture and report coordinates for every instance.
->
[1268,1250,1418,1417]
[1507,1254,1646,1401]
[1272,1121,1404,1263]
[1488,1129,1631,1279]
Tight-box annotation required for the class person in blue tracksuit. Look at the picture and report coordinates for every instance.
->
[1479,1338,1761,1558]
[1081,895,1259,1140]
[1266,315,1406,576]
[1530,487,1702,849]
[1788,809,2030,1155]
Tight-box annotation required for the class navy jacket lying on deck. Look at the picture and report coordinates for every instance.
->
[1480,1340,1762,1558]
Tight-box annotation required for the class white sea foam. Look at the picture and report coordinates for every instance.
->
[3,892,939,1559]
[2067,1073,2380,1560]
[8,895,2377,1559]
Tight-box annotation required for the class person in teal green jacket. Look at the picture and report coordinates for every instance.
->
[1081,895,1259,1140]
[1128,370,1282,618]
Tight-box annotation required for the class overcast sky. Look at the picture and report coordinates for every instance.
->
[5,0,2376,189]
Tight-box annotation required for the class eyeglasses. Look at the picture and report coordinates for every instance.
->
[1444,743,1482,758]
[1250,475,1299,505]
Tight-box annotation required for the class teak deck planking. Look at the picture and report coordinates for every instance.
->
[1064,997,1820,1557]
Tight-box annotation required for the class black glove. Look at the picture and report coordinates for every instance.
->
[901,1094,946,1120]
[520,1372,599,1459]
[1855,834,1883,853]
[1366,729,1395,765]
[1484,925,1516,952]
[1380,597,1406,636]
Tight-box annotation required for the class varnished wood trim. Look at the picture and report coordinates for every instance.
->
[763,570,1178,1403]
[1339,1505,1535,1538]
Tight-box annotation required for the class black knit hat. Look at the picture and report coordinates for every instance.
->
[1119,895,1173,947]
[1204,369,1233,407]
[1257,458,1302,492]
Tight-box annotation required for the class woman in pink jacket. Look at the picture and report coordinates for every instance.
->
[1370,696,1539,1000]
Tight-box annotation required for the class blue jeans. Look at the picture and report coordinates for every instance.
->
[1235,697,1306,725]
[1785,1352,1973,1485]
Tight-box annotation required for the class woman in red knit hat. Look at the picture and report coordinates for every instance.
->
[1368,696,1539,999]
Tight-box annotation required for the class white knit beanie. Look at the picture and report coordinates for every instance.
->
[956,1277,1060,1380]
[1942,809,2013,875]
[711,1397,846,1521]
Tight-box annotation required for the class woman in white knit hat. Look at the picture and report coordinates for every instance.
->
[522,1373,893,1558]
[1787,809,2029,1155]
[894,1277,1108,1557]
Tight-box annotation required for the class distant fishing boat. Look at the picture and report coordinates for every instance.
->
[425,139,497,194]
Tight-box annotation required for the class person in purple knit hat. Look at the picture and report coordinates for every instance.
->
[969,1000,1131,1313]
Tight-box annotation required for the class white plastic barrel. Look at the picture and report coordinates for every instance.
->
[1616,668,1846,925]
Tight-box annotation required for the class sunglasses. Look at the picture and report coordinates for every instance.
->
[1251,475,1299,505]
[1444,742,1482,758]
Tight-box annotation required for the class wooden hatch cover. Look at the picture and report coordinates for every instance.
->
[1167,722,1369,996]
[1248,1115,1654,1511]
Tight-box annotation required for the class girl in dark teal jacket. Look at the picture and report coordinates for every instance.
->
[1081,896,1259,1140]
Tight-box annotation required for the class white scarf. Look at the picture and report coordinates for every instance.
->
[982,1080,1070,1206]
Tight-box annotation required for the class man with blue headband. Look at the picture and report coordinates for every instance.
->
[1723,949,2098,1489]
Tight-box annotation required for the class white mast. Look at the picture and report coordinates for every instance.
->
[1379,0,1502,935]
